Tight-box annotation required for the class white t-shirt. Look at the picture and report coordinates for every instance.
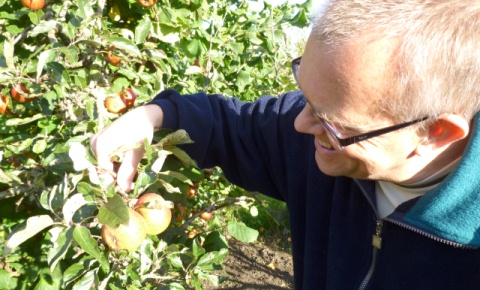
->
[375,157,461,218]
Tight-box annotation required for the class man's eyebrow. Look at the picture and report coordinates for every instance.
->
[304,98,337,124]
[303,98,364,132]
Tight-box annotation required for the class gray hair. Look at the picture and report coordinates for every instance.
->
[311,0,480,122]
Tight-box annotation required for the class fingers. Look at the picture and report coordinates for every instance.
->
[89,105,163,192]
[116,146,145,192]
[90,131,115,173]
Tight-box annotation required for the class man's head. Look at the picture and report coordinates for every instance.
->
[294,0,479,183]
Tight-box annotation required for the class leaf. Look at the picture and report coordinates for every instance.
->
[192,238,206,258]
[227,221,259,243]
[196,248,228,271]
[32,139,47,154]
[72,269,98,290]
[3,215,54,256]
[107,37,141,57]
[63,194,88,225]
[151,150,171,173]
[47,227,74,272]
[5,114,44,126]
[34,275,59,290]
[185,65,205,75]
[170,147,198,168]
[72,226,110,273]
[3,38,14,69]
[203,231,229,252]
[249,205,259,217]
[159,170,193,185]
[77,0,95,19]
[158,129,194,147]
[167,254,183,269]
[164,282,185,290]
[135,17,152,44]
[159,179,181,194]
[37,49,57,81]
[29,20,58,37]
[185,38,203,57]
[63,261,92,285]
[97,195,129,227]
[235,70,250,92]
[158,32,180,44]
[0,269,18,289]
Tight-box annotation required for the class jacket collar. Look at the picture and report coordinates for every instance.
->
[404,115,480,246]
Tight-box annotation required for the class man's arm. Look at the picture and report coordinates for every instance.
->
[91,89,308,200]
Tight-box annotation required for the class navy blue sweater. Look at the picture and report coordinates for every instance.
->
[150,90,480,289]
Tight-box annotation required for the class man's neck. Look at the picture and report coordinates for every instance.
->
[399,134,470,186]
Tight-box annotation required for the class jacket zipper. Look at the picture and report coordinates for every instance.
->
[354,179,478,290]
[354,179,381,290]
[384,217,477,250]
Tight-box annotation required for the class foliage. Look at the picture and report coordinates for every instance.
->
[0,0,311,288]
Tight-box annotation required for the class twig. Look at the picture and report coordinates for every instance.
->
[179,192,259,231]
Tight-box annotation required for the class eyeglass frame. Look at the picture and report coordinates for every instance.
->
[291,56,430,149]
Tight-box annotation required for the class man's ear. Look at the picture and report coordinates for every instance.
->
[415,114,470,156]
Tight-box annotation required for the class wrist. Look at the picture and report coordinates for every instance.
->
[143,104,164,131]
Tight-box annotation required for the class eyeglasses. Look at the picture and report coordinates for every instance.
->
[291,56,430,150]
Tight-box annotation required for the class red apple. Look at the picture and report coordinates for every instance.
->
[11,84,35,103]
[21,0,45,10]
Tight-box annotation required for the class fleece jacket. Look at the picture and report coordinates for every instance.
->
[149,89,480,290]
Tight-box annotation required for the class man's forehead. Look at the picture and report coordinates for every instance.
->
[299,34,399,126]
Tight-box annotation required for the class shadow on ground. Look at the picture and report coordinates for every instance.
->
[204,239,294,289]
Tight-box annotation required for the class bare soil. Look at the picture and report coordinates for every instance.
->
[204,238,294,289]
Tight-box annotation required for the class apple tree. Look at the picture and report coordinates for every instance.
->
[0,0,311,288]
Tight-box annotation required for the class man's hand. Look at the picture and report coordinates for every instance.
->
[90,104,164,192]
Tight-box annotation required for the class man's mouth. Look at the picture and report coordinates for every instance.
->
[318,139,334,150]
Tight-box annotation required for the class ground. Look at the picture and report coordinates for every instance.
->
[204,238,294,289]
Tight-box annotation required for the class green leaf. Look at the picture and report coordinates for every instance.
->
[164,282,185,290]
[77,0,95,19]
[203,231,229,252]
[29,20,58,37]
[157,129,194,148]
[5,114,44,126]
[227,221,259,243]
[195,248,228,271]
[159,170,193,186]
[3,37,14,70]
[107,37,141,57]
[72,226,110,273]
[169,147,198,168]
[97,195,129,227]
[192,238,206,258]
[76,182,93,196]
[63,193,89,225]
[71,268,98,290]
[32,139,47,154]
[34,275,58,290]
[37,49,57,81]
[3,215,54,256]
[63,260,93,285]
[291,8,310,28]
[167,254,184,269]
[135,17,152,44]
[235,70,250,92]
[47,227,74,272]
[185,38,202,57]
[0,269,17,289]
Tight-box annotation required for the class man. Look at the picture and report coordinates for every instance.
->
[91,0,480,288]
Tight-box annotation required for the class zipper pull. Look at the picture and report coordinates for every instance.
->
[372,221,383,249]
